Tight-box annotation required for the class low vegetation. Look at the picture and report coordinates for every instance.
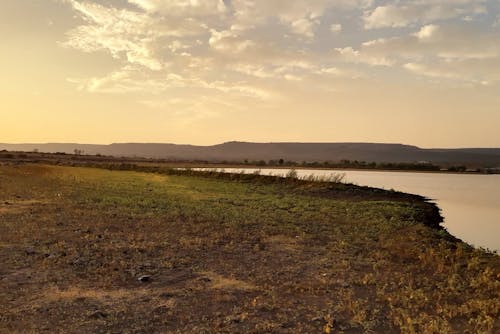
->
[1,150,497,174]
[0,163,498,333]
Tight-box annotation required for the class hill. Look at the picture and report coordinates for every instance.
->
[1,142,499,167]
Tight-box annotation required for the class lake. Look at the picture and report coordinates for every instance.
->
[202,168,500,252]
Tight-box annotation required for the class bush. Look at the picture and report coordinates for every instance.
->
[286,168,298,179]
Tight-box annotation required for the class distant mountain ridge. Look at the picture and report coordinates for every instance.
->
[1,142,500,167]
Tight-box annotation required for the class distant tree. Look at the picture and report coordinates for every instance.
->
[449,165,467,172]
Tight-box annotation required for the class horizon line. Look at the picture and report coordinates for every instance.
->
[1,141,500,150]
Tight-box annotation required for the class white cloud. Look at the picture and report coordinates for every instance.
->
[362,24,500,60]
[335,23,500,84]
[284,74,302,81]
[128,0,227,16]
[231,64,275,79]
[231,0,369,38]
[333,46,394,66]
[208,29,255,53]
[495,14,500,27]
[70,63,275,100]
[364,1,487,29]
[290,18,319,38]
[403,62,460,79]
[413,24,440,40]
[60,0,500,101]
[316,67,363,79]
[403,59,500,85]
[70,66,168,93]
[330,23,342,33]
[63,1,164,70]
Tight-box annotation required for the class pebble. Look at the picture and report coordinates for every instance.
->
[89,311,108,319]
[138,275,151,282]
[25,248,37,255]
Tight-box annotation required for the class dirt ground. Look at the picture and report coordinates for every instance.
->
[0,163,498,333]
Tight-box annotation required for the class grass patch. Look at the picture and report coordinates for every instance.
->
[0,164,498,333]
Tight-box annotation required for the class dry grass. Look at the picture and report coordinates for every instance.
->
[200,272,257,291]
[0,163,498,333]
[0,200,48,214]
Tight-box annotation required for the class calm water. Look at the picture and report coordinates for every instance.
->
[205,168,500,252]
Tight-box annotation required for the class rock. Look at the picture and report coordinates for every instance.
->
[280,322,293,328]
[138,275,151,282]
[159,292,175,299]
[25,248,37,256]
[198,276,211,283]
[89,311,108,319]
[336,279,350,288]
[225,315,243,324]
[71,257,88,266]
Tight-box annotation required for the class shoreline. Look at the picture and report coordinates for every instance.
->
[1,150,498,175]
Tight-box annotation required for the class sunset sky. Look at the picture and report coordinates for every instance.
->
[1,0,499,147]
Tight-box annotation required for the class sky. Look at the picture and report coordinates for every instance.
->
[1,0,499,148]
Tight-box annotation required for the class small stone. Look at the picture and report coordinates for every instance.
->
[225,315,242,324]
[25,248,37,255]
[336,279,350,288]
[89,311,108,319]
[199,277,211,283]
[159,292,175,299]
[138,275,151,282]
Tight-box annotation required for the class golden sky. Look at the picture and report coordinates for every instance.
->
[1,0,499,147]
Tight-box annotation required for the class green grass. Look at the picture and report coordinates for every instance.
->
[0,164,498,333]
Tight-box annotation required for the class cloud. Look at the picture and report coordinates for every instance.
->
[231,0,370,37]
[208,28,255,53]
[335,23,500,84]
[60,0,500,102]
[403,62,460,79]
[362,24,500,60]
[495,14,500,27]
[62,1,164,70]
[364,1,487,29]
[290,18,319,38]
[230,64,276,79]
[333,46,394,66]
[129,0,227,16]
[316,67,363,79]
[403,59,500,85]
[330,23,342,33]
[68,66,169,93]
[70,63,275,100]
